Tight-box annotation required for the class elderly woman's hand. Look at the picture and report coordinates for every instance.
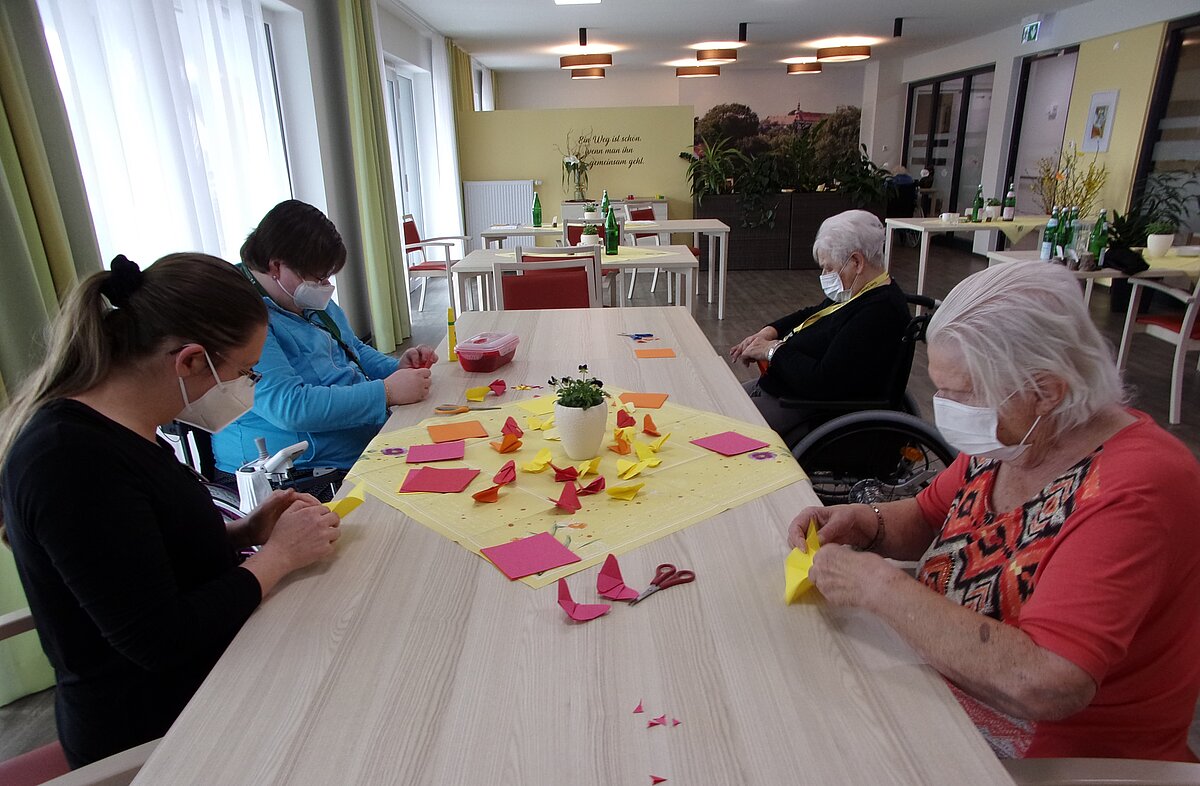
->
[809,545,898,609]
[788,504,878,551]
[730,327,778,363]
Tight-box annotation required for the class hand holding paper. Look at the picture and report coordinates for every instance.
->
[785,520,822,603]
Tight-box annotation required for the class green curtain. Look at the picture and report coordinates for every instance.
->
[0,0,101,705]
[447,39,474,133]
[338,0,411,354]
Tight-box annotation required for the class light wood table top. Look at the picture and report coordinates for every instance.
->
[134,307,1012,785]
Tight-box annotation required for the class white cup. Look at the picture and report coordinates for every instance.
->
[939,212,958,224]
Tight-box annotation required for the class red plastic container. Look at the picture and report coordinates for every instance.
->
[455,332,519,373]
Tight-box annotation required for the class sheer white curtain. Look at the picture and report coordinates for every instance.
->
[428,32,464,241]
[37,0,289,266]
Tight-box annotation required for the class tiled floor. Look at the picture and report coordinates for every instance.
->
[5,240,1200,761]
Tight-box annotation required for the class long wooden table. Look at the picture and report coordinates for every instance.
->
[133,308,1013,785]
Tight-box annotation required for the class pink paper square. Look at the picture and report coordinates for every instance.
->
[690,431,770,457]
[481,532,581,580]
[399,466,480,493]
[406,440,466,463]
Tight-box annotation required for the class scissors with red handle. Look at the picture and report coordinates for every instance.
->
[629,563,696,605]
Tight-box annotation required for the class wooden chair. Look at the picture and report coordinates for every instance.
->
[1115,275,1200,424]
[495,246,601,310]
[1002,757,1200,785]
[401,214,467,311]
[0,609,159,786]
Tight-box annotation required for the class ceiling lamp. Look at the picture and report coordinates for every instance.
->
[560,28,613,70]
[816,45,871,62]
[786,62,822,74]
[571,67,606,79]
[696,48,737,64]
[676,65,720,78]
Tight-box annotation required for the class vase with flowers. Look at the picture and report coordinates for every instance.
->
[550,365,609,460]
[557,128,593,202]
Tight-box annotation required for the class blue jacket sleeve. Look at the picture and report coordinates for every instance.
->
[329,304,400,381]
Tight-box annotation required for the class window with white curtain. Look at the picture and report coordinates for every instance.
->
[37,0,291,267]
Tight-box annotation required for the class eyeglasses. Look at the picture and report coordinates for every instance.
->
[170,345,261,385]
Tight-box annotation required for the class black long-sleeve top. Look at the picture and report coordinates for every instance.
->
[759,280,911,400]
[2,399,261,767]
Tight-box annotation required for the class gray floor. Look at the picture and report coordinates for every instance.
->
[5,240,1199,761]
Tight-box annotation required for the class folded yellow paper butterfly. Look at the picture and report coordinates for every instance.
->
[785,520,821,603]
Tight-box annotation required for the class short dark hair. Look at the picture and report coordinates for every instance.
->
[241,200,347,278]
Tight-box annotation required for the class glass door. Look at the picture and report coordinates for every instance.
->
[384,69,425,234]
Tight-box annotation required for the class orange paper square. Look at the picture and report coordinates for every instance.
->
[427,420,488,443]
[634,348,676,359]
[619,392,669,409]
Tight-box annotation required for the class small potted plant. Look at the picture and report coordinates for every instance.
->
[985,198,1002,222]
[579,224,600,246]
[1145,220,1177,258]
[582,202,600,220]
[550,365,609,460]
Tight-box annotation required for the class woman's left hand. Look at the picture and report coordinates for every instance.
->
[399,345,438,369]
[230,489,322,547]
[809,544,898,609]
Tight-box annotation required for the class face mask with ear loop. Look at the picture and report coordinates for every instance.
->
[176,350,259,433]
[819,257,862,303]
[932,395,1045,461]
[275,268,335,311]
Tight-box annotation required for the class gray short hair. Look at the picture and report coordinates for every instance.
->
[927,261,1125,437]
[812,209,885,267]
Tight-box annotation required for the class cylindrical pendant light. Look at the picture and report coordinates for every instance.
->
[561,28,613,70]
[816,45,871,62]
[786,62,822,74]
[571,67,606,79]
[676,65,720,78]
[696,48,737,64]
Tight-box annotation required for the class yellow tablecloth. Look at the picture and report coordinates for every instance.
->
[347,391,804,588]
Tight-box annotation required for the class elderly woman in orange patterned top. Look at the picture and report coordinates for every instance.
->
[787,261,1200,762]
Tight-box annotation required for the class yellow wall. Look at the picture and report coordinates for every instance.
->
[1063,23,1167,212]
[456,106,695,223]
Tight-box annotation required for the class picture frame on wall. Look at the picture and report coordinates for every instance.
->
[1081,90,1118,153]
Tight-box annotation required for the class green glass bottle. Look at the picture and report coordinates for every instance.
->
[1088,209,1108,258]
[532,192,542,228]
[1002,182,1016,221]
[600,189,610,219]
[1041,207,1059,260]
[1058,207,1076,254]
[971,184,983,222]
[604,205,618,256]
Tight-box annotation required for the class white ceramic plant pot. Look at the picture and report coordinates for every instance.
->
[579,234,600,246]
[555,402,607,460]
[1146,233,1174,258]
[984,205,1000,221]
[583,210,600,220]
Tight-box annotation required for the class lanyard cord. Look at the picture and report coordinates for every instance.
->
[789,271,892,337]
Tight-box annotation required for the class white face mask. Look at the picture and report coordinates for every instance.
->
[277,269,335,311]
[933,395,1043,461]
[176,350,257,433]
[819,270,845,301]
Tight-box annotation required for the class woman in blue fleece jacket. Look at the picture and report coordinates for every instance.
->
[213,201,436,486]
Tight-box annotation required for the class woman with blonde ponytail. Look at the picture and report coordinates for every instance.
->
[0,254,342,768]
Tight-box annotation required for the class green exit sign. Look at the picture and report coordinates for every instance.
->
[1022,20,1041,43]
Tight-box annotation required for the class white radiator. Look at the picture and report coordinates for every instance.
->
[463,180,536,251]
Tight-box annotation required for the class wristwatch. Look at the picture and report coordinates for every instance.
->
[765,340,784,363]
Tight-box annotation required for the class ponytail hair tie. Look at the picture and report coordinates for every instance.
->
[101,255,145,308]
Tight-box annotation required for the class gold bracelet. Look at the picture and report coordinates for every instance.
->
[865,504,885,552]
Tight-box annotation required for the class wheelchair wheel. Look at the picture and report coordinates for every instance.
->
[792,410,956,506]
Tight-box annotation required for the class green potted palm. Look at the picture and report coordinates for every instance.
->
[550,366,609,460]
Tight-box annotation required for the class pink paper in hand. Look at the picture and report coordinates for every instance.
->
[557,579,610,622]
[399,466,480,493]
[690,431,770,457]
[405,440,466,463]
[596,553,640,601]
[481,532,580,580]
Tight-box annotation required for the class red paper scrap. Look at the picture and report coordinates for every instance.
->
[616,409,636,428]
[647,716,665,728]
[490,432,522,453]
[405,440,465,463]
[501,416,524,438]
[493,460,516,486]
[489,379,507,397]
[557,579,610,622]
[671,719,681,727]
[651,777,667,785]
[399,466,480,493]
[690,430,771,457]
[577,476,606,496]
[643,415,660,437]
[551,463,579,482]
[633,701,644,714]
[472,484,502,503]
[550,481,582,513]
[481,532,580,580]
[596,553,640,601]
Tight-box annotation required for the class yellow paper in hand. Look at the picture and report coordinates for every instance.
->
[324,482,366,519]
[465,386,489,402]
[634,442,662,467]
[785,520,822,604]
[522,447,553,472]
[576,457,601,476]
[606,482,645,501]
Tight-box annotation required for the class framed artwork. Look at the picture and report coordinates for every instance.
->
[1082,91,1118,153]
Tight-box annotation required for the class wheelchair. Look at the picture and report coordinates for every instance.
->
[778,294,957,506]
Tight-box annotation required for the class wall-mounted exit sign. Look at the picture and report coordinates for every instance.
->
[1022,20,1041,43]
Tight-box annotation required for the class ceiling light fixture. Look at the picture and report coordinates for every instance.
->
[676,65,720,78]
[816,45,871,62]
[696,48,737,64]
[571,67,606,79]
[560,28,613,70]
[786,63,822,74]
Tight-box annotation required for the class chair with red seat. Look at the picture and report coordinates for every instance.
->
[559,223,621,306]
[621,204,667,300]
[1116,274,1200,424]
[401,214,468,311]
[495,246,601,310]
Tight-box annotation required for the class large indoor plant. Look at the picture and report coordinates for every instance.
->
[557,128,593,201]
[550,366,609,460]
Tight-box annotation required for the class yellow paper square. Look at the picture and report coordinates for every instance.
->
[324,482,366,519]
[465,386,489,402]
[517,396,558,416]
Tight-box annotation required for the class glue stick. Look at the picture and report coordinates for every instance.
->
[447,307,458,362]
